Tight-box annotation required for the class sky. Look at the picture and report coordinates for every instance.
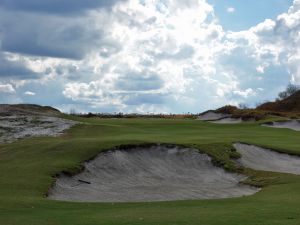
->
[0,0,299,114]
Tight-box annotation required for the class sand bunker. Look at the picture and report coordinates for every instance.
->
[234,143,300,175]
[262,120,300,131]
[48,145,258,202]
[198,111,229,121]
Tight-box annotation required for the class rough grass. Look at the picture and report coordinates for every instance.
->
[1,116,300,225]
[215,105,300,120]
[257,90,300,113]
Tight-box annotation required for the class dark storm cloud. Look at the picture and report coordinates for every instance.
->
[0,10,106,59]
[0,0,126,15]
[0,0,124,60]
[1,24,102,60]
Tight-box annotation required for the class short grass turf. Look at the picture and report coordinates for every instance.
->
[1,116,300,225]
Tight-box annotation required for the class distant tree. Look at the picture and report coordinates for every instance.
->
[70,108,76,115]
[278,83,300,100]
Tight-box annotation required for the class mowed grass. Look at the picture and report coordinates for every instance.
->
[1,116,300,225]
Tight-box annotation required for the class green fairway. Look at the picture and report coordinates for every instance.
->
[1,116,300,225]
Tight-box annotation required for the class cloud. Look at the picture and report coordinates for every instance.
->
[0,10,109,59]
[57,0,299,112]
[123,93,166,105]
[114,71,164,91]
[0,83,15,93]
[24,91,36,96]
[227,7,235,13]
[0,53,38,78]
[228,0,300,84]
[0,0,299,113]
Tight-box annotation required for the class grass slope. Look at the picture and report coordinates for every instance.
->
[1,116,300,225]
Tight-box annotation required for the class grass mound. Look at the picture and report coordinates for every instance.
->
[257,90,300,113]
[0,104,60,116]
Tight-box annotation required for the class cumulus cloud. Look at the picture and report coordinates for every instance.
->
[24,91,35,96]
[227,7,235,13]
[0,83,15,93]
[226,0,300,85]
[114,71,164,91]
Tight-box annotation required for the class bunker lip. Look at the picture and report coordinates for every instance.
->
[233,143,300,175]
[48,144,259,203]
[261,120,300,131]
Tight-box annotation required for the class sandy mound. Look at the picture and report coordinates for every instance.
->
[234,143,300,175]
[262,120,300,131]
[48,145,258,202]
[198,111,229,121]
[0,116,77,143]
[0,104,77,143]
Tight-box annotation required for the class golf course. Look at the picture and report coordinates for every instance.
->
[1,0,300,224]
[1,115,300,225]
